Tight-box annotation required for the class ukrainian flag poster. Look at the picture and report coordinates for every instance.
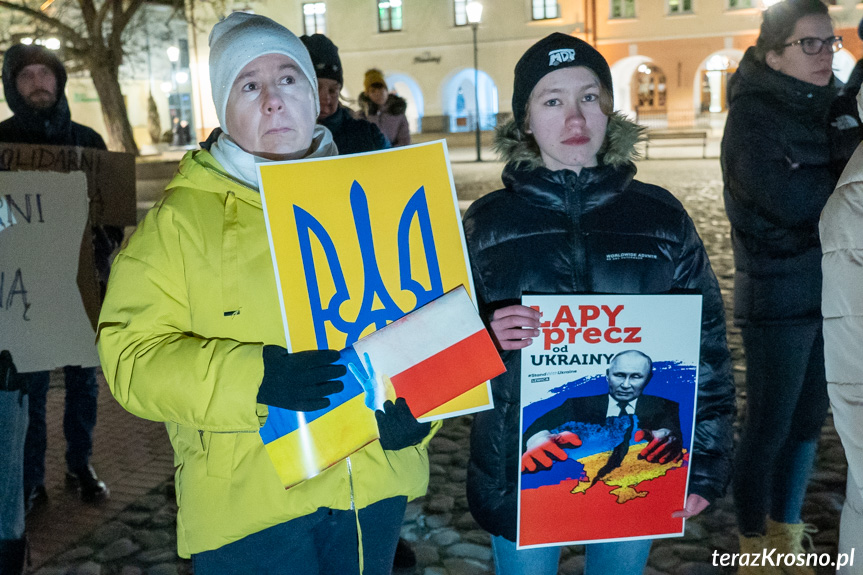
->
[258,141,494,488]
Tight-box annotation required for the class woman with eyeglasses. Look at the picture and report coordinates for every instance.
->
[721,1,853,572]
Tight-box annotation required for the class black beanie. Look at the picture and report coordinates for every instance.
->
[511,33,612,129]
[300,34,343,85]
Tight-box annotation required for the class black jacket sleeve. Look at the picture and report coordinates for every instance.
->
[673,212,736,504]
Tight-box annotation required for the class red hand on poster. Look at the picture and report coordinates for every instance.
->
[521,431,582,473]
[634,428,683,464]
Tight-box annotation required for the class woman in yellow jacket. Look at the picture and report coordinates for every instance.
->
[96,13,435,575]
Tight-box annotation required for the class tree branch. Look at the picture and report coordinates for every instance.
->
[0,0,87,49]
[114,0,146,37]
[95,0,112,29]
[76,0,102,43]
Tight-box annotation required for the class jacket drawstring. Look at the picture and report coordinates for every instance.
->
[222,191,240,316]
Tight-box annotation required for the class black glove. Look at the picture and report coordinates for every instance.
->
[257,346,346,412]
[0,350,20,392]
[375,397,432,451]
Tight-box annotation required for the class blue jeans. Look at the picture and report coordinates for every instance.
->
[0,390,28,540]
[733,322,829,535]
[22,366,99,491]
[193,496,407,575]
[490,534,652,575]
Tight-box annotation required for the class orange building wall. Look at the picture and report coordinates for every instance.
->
[596,24,861,128]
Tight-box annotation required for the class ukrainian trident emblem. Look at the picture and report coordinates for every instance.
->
[293,180,444,349]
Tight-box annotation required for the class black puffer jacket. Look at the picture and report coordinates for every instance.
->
[0,44,106,149]
[463,114,736,542]
[721,47,839,326]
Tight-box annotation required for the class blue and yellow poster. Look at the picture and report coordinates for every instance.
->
[258,141,491,487]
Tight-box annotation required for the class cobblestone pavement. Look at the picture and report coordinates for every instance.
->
[28,157,849,575]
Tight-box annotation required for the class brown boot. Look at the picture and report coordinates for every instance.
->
[766,518,818,575]
[737,533,783,575]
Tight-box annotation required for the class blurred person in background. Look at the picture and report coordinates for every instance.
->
[358,68,411,147]
[300,34,390,155]
[1,43,113,511]
[720,1,858,571]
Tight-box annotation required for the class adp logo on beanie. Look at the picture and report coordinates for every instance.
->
[548,49,576,66]
[511,33,612,129]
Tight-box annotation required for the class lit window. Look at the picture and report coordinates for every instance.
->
[728,0,753,8]
[532,0,559,20]
[610,0,635,18]
[303,3,327,35]
[454,0,467,26]
[378,0,403,32]
[668,0,692,14]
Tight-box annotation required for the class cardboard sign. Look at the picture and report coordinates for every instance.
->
[518,294,702,548]
[0,144,136,227]
[0,143,136,328]
[0,171,100,371]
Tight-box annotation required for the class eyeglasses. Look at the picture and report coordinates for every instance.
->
[783,36,843,55]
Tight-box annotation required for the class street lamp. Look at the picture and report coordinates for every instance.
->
[466,1,483,162]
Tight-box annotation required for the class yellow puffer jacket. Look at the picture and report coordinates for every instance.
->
[97,149,435,558]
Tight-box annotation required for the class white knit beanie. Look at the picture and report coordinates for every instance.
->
[208,12,319,134]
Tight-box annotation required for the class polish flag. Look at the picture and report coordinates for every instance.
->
[352,285,504,419]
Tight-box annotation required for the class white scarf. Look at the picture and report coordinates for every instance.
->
[210,125,339,191]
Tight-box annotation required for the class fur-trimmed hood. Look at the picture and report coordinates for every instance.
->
[493,111,645,171]
[358,92,407,116]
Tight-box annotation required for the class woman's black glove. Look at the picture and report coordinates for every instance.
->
[375,397,432,451]
[257,345,346,412]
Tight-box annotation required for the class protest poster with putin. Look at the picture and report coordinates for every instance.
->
[518,294,702,548]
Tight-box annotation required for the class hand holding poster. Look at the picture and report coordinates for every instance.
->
[518,294,701,548]
[260,286,503,488]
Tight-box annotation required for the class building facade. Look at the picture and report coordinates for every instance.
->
[184,0,863,139]
[3,0,861,145]
[0,3,195,152]
[593,0,863,128]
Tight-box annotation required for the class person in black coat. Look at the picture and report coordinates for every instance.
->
[299,34,390,155]
[463,33,735,575]
[0,45,105,148]
[720,1,855,565]
[0,43,112,512]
